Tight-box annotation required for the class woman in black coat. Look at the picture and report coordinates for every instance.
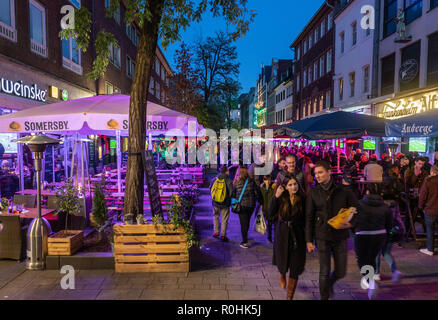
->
[267,176,306,300]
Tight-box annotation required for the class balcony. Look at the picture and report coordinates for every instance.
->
[0,22,17,42]
[30,40,48,58]
[63,57,83,75]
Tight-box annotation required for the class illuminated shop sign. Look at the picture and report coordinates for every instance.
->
[0,77,47,102]
[380,91,438,119]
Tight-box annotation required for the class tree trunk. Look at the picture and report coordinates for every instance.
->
[123,0,164,222]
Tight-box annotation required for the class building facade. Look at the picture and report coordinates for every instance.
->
[255,65,272,127]
[0,0,173,115]
[333,0,375,115]
[291,0,335,120]
[374,0,438,123]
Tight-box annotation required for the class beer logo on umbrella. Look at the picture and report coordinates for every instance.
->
[106,119,120,129]
[8,121,22,131]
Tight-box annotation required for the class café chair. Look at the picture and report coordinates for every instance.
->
[13,194,36,208]
[0,215,27,260]
[44,195,64,233]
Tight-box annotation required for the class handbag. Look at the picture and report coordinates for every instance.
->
[231,178,249,214]
[254,207,267,235]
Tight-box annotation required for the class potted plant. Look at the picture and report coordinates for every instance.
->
[90,178,109,241]
[47,179,84,256]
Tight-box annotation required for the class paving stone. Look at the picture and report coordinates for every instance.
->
[96,289,143,300]
[140,289,185,300]
[228,290,272,300]
[184,289,228,300]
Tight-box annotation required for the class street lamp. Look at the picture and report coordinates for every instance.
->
[16,134,61,270]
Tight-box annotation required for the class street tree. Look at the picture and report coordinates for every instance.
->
[60,0,255,221]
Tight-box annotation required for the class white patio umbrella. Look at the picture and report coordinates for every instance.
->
[0,94,200,192]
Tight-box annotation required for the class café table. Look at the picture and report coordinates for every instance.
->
[0,208,54,219]
[15,189,57,197]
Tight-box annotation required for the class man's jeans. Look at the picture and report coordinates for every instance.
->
[424,213,438,252]
[376,241,397,274]
[316,239,348,300]
[213,206,230,237]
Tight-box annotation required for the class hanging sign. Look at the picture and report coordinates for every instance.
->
[381,91,438,119]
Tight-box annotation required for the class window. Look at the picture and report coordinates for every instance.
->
[303,70,307,88]
[381,53,395,95]
[114,86,121,94]
[296,73,300,91]
[313,98,318,114]
[155,58,161,75]
[149,79,155,95]
[126,56,135,78]
[326,91,332,109]
[384,0,397,37]
[296,45,300,60]
[314,27,319,43]
[156,82,160,98]
[309,35,313,49]
[309,65,313,83]
[339,78,344,101]
[327,13,333,30]
[126,23,139,46]
[351,21,357,46]
[319,56,324,77]
[0,0,16,41]
[105,81,114,94]
[404,0,422,24]
[400,41,421,92]
[29,0,47,57]
[105,0,120,24]
[340,32,345,54]
[319,94,324,111]
[62,37,82,74]
[349,72,355,97]
[304,39,308,54]
[432,0,438,9]
[314,61,318,80]
[363,66,370,93]
[161,65,165,81]
[326,50,332,73]
[69,0,80,8]
[428,32,438,84]
[321,19,326,37]
[109,43,121,68]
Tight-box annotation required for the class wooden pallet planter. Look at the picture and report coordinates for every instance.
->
[48,230,84,256]
[114,223,190,273]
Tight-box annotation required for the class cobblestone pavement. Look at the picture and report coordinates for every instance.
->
[1,183,438,300]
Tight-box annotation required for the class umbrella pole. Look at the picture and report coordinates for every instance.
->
[52,145,55,183]
[337,139,341,172]
[18,134,24,191]
[64,136,68,179]
[116,130,121,193]
[71,140,76,182]
[81,140,85,193]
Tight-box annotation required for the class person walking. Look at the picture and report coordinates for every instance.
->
[267,176,306,300]
[232,166,262,249]
[276,155,308,193]
[261,175,276,243]
[210,166,233,242]
[418,165,438,256]
[305,161,359,300]
[351,184,392,299]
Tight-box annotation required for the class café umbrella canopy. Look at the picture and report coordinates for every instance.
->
[274,111,387,139]
[385,108,438,137]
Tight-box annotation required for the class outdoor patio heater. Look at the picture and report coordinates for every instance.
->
[16,134,61,270]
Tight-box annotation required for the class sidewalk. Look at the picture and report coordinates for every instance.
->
[1,185,438,300]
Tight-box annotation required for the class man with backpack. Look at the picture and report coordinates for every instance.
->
[210,166,233,242]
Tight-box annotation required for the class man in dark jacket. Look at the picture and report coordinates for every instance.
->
[418,165,438,256]
[276,155,307,193]
[306,161,359,300]
[210,166,233,242]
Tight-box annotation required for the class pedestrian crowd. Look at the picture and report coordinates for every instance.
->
[209,145,438,300]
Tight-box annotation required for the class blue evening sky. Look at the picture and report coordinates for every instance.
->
[162,0,324,94]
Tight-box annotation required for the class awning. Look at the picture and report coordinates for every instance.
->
[385,109,438,137]
[275,111,387,139]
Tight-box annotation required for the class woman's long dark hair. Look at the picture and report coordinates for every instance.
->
[276,176,305,219]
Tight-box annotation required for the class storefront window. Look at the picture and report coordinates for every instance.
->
[0,0,14,26]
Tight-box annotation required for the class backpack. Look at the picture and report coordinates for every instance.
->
[211,178,227,204]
